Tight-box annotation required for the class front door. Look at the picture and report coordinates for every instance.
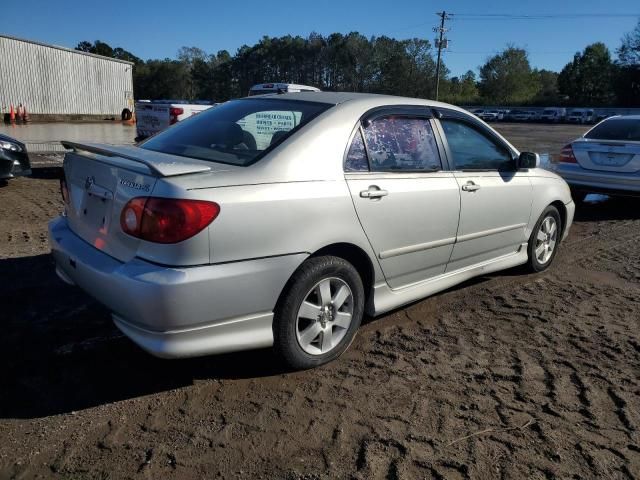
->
[436,116,533,272]
[344,112,461,289]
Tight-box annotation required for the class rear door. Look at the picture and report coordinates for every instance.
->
[345,109,461,289]
[435,113,533,272]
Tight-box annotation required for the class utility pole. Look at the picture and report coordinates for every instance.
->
[433,11,452,101]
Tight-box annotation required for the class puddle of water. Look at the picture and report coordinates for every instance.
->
[0,122,136,152]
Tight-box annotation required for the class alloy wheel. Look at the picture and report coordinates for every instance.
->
[295,277,354,355]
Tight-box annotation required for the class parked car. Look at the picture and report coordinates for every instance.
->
[540,107,567,123]
[478,110,500,122]
[528,111,542,122]
[595,111,615,123]
[50,92,574,369]
[135,100,217,141]
[248,83,320,96]
[0,134,31,180]
[507,109,532,122]
[556,115,640,201]
[567,109,595,124]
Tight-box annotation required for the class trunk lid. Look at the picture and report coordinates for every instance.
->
[61,142,222,262]
[572,139,640,173]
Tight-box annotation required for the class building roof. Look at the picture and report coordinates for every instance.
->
[0,34,134,65]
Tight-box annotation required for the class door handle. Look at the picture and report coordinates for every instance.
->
[360,186,388,199]
[461,181,481,192]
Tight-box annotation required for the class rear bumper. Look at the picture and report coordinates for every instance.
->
[556,165,640,196]
[49,216,307,358]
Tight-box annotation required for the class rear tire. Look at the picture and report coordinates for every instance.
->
[273,256,364,370]
[527,206,562,273]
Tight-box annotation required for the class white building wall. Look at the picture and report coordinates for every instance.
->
[0,35,134,115]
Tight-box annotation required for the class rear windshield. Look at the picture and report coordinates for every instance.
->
[140,98,332,166]
[585,119,640,141]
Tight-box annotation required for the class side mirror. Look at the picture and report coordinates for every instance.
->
[517,152,540,169]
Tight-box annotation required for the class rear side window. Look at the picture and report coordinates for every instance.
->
[141,98,331,166]
[362,116,441,172]
[345,129,369,172]
[441,119,513,171]
[585,119,640,141]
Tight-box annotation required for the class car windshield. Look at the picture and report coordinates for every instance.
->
[585,119,640,141]
[141,98,332,166]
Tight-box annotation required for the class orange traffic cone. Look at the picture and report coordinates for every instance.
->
[9,104,15,124]
[22,105,30,123]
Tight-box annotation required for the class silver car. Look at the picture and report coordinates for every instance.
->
[49,92,574,369]
[556,115,640,201]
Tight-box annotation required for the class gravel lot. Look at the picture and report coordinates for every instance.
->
[1,124,639,479]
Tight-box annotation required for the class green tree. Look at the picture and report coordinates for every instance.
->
[615,20,640,106]
[617,19,640,66]
[478,46,540,104]
[442,70,479,105]
[533,69,559,104]
[558,42,615,105]
[75,40,142,64]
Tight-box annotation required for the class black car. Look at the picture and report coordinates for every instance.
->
[0,134,31,179]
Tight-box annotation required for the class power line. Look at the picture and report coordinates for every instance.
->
[453,13,640,20]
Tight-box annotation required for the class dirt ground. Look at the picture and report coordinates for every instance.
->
[1,129,639,479]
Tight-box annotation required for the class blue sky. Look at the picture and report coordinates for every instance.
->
[3,0,638,76]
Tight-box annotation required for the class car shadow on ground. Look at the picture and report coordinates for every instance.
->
[0,254,288,420]
[575,194,640,221]
[29,166,63,180]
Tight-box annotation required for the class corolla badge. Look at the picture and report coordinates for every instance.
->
[119,178,151,192]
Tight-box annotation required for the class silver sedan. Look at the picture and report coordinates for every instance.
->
[49,92,574,369]
[556,115,640,201]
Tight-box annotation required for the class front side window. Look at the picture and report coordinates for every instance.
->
[362,116,441,171]
[440,119,513,171]
[141,98,331,166]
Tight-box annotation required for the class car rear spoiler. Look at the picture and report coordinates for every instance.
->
[61,141,213,177]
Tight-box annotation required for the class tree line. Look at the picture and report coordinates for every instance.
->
[77,20,640,106]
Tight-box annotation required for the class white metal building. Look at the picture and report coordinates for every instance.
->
[0,34,134,118]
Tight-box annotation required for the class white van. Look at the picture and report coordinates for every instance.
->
[540,107,567,123]
[135,100,217,141]
[248,83,321,96]
[567,109,595,124]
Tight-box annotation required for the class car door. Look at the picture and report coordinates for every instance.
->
[435,113,533,272]
[345,109,461,289]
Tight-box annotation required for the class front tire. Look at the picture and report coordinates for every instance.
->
[527,206,562,272]
[273,256,364,370]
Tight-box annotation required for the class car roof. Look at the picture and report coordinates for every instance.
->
[246,91,469,113]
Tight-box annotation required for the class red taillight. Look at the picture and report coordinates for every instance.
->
[120,197,220,244]
[60,177,70,205]
[169,107,184,125]
[559,144,577,163]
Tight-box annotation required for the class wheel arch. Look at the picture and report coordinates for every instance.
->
[550,200,568,240]
[274,242,376,316]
